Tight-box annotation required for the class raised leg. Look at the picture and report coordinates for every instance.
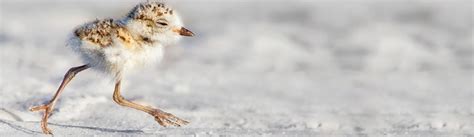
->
[30,65,89,134]
[112,80,189,127]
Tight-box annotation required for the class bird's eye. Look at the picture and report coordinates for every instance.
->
[157,22,168,26]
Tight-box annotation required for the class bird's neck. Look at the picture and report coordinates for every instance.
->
[120,18,158,46]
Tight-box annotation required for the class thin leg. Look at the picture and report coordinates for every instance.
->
[112,80,189,127]
[30,64,89,134]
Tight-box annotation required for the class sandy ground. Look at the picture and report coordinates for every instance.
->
[0,0,473,136]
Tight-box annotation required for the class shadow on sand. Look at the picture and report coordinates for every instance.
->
[0,119,143,135]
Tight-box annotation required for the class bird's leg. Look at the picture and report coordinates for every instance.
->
[30,65,89,134]
[112,80,189,127]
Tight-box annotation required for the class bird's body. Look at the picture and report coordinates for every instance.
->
[69,18,164,79]
[68,2,192,78]
[30,1,194,134]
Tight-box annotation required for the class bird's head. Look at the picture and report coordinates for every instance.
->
[125,2,194,45]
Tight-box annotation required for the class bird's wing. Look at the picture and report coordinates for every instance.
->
[74,18,119,47]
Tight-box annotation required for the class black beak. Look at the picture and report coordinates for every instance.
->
[179,27,194,37]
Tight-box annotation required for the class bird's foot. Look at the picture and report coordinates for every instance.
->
[150,109,189,127]
[30,104,54,134]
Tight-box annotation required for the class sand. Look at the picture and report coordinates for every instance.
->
[0,0,472,136]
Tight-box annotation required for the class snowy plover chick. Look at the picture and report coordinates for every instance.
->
[30,1,194,134]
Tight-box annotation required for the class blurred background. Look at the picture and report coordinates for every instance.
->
[0,0,472,136]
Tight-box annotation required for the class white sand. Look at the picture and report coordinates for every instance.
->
[0,0,472,136]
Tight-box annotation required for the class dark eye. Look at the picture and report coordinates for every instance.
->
[157,22,168,26]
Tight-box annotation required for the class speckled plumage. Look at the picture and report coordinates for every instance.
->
[68,1,191,79]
